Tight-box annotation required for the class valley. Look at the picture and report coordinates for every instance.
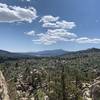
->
[0,48,100,100]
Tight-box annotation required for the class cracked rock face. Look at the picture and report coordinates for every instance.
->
[91,78,100,100]
[83,77,100,100]
[0,71,10,100]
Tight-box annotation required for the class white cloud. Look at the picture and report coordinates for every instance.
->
[25,14,100,45]
[40,15,59,23]
[42,20,76,29]
[0,3,37,23]
[40,15,75,29]
[35,15,76,45]
[76,37,100,44]
[33,29,77,45]
[25,30,35,36]
[21,0,31,2]
[31,30,100,45]
[26,0,31,1]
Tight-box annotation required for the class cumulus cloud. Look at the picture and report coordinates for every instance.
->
[40,15,76,29]
[33,32,100,45]
[25,30,36,36]
[42,20,76,29]
[32,15,76,45]
[76,37,100,44]
[33,29,77,45]
[26,0,31,1]
[40,15,59,23]
[21,0,31,2]
[0,3,37,23]
[25,15,100,45]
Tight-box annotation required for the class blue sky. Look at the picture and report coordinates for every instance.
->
[0,0,100,52]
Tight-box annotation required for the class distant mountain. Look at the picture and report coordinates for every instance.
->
[0,48,100,58]
[0,50,32,58]
[79,48,100,53]
[0,50,10,55]
[0,49,67,58]
[24,49,67,57]
[62,48,100,57]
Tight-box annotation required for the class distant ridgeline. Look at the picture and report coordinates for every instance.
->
[0,48,100,59]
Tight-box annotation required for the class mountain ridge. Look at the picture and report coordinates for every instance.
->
[0,48,100,57]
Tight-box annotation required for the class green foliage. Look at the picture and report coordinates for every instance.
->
[0,51,100,100]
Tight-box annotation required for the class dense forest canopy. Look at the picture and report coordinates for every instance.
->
[0,48,100,100]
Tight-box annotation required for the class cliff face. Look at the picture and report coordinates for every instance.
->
[0,71,10,100]
[82,77,100,100]
[91,77,100,100]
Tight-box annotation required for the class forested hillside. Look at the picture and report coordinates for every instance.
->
[0,48,100,100]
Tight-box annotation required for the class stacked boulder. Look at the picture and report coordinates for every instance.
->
[82,77,100,100]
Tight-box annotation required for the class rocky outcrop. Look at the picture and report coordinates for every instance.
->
[91,77,100,100]
[82,77,100,100]
[0,71,10,100]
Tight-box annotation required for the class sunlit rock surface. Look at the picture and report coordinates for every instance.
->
[0,71,10,100]
[82,77,100,100]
